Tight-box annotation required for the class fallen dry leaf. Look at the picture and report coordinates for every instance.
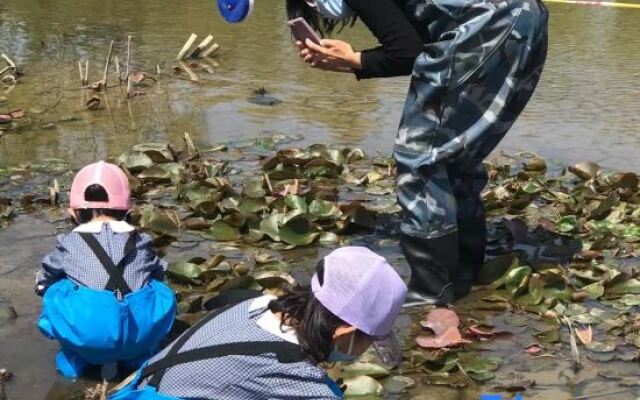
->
[576,325,593,345]
[420,308,460,336]
[416,326,469,349]
[524,343,543,355]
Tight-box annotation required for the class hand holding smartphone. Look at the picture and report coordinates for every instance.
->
[287,17,322,46]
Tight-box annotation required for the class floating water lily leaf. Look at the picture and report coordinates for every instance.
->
[585,340,616,353]
[556,215,578,234]
[239,198,265,215]
[131,143,175,163]
[140,207,180,237]
[517,273,544,306]
[477,253,519,285]
[342,362,389,379]
[284,194,307,213]
[209,220,239,242]
[580,282,605,300]
[279,216,318,246]
[384,376,416,395]
[569,161,600,180]
[260,215,281,242]
[618,294,640,306]
[168,262,204,284]
[342,375,383,397]
[119,150,154,173]
[253,271,296,288]
[504,266,532,297]
[319,231,339,245]
[421,351,459,373]
[463,357,500,382]
[138,165,172,183]
[308,199,342,220]
[220,275,262,292]
[607,279,640,295]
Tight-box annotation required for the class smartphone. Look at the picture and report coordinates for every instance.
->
[287,17,322,46]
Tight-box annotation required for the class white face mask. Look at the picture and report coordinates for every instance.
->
[328,331,358,363]
[306,0,355,21]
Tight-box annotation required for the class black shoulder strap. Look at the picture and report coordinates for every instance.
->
[141,341,307,383]
[79,232,136,295]
[147,303,237,387]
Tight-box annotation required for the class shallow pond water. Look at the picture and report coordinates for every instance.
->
[0,0,639,170]
[1,0,640,399]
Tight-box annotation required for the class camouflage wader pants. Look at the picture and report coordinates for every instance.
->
[395,0,549,239]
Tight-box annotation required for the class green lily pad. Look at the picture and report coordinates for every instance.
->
[279,216,319,246]
[284,195,307,213]
[504,266,532,297]
[168,262,204,284]
[343,375,383,397]
[586,341,617,353]
[463,357,500,382]
[342,362,389,379]
[131,142,175,163]
[118,150,154,173]
[208,220,240,242]
[607,279,640,295]
[557,215,578,234]
[308,199,342,220]
[260,215,281,242]
[581,282,605,300]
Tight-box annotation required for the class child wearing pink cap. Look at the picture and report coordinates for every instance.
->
[35,161,176,379]
[109,246,407,400]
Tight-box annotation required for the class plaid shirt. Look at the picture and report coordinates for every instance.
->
[35,221,166,299]
[140,296,340,400]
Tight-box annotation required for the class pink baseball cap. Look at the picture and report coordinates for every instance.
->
[311,246,408,366]
[69,161,131,210]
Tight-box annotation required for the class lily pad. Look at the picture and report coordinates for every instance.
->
[342,375,383,397]
[208,220,240,242]
[279,216,319,246]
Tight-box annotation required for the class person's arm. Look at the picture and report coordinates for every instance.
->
[35,236,68,295]
[138,233,167,281]
[346,0,425,79]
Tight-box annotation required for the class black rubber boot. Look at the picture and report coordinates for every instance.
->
[400,233,458,307]
[454,217,487,300]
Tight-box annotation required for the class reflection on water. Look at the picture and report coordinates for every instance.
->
[0,0,636,170]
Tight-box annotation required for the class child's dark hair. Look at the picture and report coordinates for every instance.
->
[285,0,357,36]
[74,184,129,224]
[268,260,345,363]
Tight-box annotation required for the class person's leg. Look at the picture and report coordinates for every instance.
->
[394,44,461,306]
[443,1,550,299]
[396,152,458,306]
[55,348,91,379]
[396,0,549,304]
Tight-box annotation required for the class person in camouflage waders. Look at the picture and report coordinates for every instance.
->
[290,0,549,305]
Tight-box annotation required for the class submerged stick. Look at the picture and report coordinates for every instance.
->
[126,35,132,79]
[114,56,121,83]
[176,33,198,60]
[78,60,84,84]
[188,35,214,59]
[102,40,114,87]
[0,54,16,69]
[201,43,220,58]
[178,61,199,82]
[84,60,89,86]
